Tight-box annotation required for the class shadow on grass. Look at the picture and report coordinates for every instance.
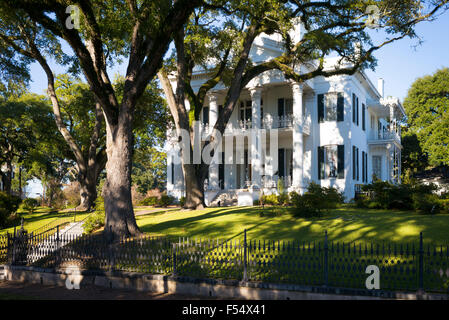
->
[136,205,449,244]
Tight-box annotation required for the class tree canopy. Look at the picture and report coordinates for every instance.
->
[403,67,449,167]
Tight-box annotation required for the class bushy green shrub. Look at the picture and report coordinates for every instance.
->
[439,199,449,213]
[277,192,289,206]
[83,212,105,234]
[0,192,22,228]
[290,182,344,218]
[412,193,441,214]
[139,196,158,206]
[22,198,39,213]
[179,196,186,207]
[157,195,174,207]
[260,194,279,206]
[358,180,442,213]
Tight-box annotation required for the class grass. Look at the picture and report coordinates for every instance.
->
[135,205,449,244]
[0,207,91,235]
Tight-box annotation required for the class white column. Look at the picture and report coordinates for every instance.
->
[208,93,219,190]
[292,82,304,192]
[250,87,262,190]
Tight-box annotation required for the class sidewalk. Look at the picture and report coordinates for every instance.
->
[0,280,226,300]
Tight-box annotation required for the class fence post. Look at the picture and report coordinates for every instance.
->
[323,230,329,287]
[56,225,61,265]
[172,243,177,276]
[12,226,16,265]
[243,229,248,282]
[418,231,424,293]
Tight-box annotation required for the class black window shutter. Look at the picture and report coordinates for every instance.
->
[356,97,359,126]
[352,94,356,123]
[318,146,324,180]
[278,98,284,117]
[278,148,285,178]
[361,151,364,182]
[353,146,356,180]
[362,103,366,131]
[203,106,209,125]
[318,94,324,123]
[356,147,359,181]
[337,145,345,179]
[365,152,368,183]
[337,93,344,122]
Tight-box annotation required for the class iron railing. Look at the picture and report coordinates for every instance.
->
[1,230,448,293]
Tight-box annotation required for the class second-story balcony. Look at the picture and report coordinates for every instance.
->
[368,129,401,145]
[167,113,312,142]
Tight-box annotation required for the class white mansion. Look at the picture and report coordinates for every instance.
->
[166,29,404,206]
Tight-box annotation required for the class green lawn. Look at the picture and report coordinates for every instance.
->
[0,207,90,235]
[136,205,449,244]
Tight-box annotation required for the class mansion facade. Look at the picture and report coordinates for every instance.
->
[166,31,404,206]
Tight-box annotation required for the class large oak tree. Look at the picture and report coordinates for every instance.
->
[1,0,205,238]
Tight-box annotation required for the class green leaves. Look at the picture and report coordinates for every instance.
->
[403,68,449,167]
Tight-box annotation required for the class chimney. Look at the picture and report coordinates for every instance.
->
[378,78,384,98]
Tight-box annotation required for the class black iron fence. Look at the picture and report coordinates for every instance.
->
[1,229,448,293]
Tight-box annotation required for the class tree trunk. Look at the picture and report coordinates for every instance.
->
[18,167,22,198]
[103,110,140,239]
[183,163,206,209]
[2,161,13,195]
[77,177,97,212]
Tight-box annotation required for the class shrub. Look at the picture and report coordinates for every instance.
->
[0,192,22,228]
[277,192,289,206]
[157,195,174,207]
[22,198,39,214]
[439,199,449,213]
[358,180,439,211]
[290,182,343,218]
[412,193,441,214]
[94,196,105,212]
[83,212,105,234]
[179,196,186,207]
[260,194,279,206]
[139,196,158,206]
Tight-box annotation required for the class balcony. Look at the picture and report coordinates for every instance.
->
[167,113,311,141]
[368,130,401,145]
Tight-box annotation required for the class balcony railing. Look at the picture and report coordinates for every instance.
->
[167,114,312,141]
[369,130,401,143]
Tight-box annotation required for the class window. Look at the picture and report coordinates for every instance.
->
[318,145,344,179]
[318,93,344,122]
[278,98,293,117]
[372,155,382,180]
[239,101,252,127]
[370,115,375,129]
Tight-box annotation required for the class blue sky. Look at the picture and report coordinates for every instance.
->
[25,11,449,197]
